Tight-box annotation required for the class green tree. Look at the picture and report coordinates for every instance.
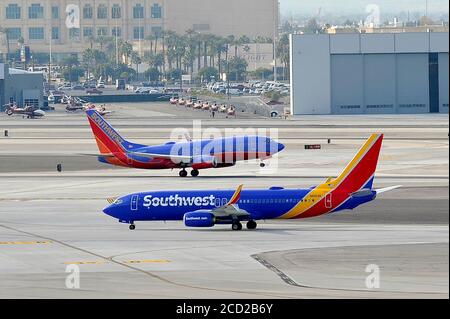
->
[304,18,322,34]
[198,66,219,83]
[61,55,80,83]
[276,34,290,81]
[130,51,142,81]
[144,67,161,82]
[62,66,84,82]
[224,57,248,82]
[250,67,273,81]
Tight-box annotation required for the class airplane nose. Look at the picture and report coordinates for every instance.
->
[103,205,118,218]
[278,142,285,152]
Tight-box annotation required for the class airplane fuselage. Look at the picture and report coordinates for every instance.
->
[98,136,283,170]
[104,187,377,224]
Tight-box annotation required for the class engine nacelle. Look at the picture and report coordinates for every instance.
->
[191,155,218,170]
[184,211,216,228]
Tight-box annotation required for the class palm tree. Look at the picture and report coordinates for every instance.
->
[130,51,142,81]
[145,34,156,54]
[276,34,290,81]
[120,41,133,64]
[213,36,227,76]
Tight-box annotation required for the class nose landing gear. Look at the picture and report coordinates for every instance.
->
[129,223,136,230]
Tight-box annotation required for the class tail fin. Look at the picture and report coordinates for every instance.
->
[331,134,384,192]
[86,110,145,155]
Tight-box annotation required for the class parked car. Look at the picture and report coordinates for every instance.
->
[71,85,84,90]
[96,81,106,89]
[86,88,103,95]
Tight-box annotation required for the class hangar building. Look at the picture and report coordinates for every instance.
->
[0,63,44,111]
[290,32,449,115]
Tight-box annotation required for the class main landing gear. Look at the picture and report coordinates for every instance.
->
[129,223,136,230]
[179,169,200,177]
[246,220,257,230]
[231,220,258,231]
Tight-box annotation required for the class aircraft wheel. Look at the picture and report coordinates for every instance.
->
[260,163,266,168]
[179,170,188,178]
[232,222,243,231]
[247,220,257,230]
[129,224,136,230]
[191,169,200,177]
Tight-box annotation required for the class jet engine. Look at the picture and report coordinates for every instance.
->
[183,211,216,228]
[191,155,218,170]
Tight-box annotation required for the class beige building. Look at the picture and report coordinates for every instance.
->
[0,0,278,59]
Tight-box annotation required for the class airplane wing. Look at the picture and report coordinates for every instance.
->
[210,185,250,218]
[129,151,193,163]
[79,151,193,162]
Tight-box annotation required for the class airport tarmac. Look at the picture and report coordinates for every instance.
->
[0,103,448,298]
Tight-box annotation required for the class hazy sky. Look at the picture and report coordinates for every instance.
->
[280,0,450,15]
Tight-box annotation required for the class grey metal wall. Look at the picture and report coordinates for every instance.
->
[439,53,449,113]
[396,54,430,114]
[331,55,364,114]
[290,34,331,115]
[4,73,44,108]
[291,32,449,115]
[364,54,396,114]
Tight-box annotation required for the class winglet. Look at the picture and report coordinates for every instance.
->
[227,184,244,205]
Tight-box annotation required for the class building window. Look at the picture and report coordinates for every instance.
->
[151,26,163,36]
[83,27,93,38]
[97,27,108,37]
[6,4,21,19]
[97,4,108,19]
[83,4,93,19]
[52,27,59,40]
[133,27,144,40]
[29,4,44,19]
[366,104,394,109]
[112,4,121,19]
[29,27,44,40]
[133,4,144,19]
[69,28,80,40]
[24,99,39,107]
[339,105,361,109]
[112,27,122,37]
[51,6,59,19]
[399,104,426,108]
[151,4,162,19]
[6,28,22,41]
[193,24,210,32]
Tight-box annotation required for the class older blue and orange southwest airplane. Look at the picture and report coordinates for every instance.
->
[103,134,401,230]
[86,109,285,177]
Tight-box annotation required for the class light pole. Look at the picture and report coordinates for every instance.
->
[115,14,119,66]
[273,0,278,82]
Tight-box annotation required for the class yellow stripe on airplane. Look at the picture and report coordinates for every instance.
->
[279,134,381,219]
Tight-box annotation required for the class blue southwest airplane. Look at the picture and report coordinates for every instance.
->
[85,110,285,177]
[103,134,401,230]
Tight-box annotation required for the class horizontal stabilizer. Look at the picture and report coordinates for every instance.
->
[78,153,115,158]
[376,185,402,194]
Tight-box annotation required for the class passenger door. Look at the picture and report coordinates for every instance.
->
[131,195,139,211]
